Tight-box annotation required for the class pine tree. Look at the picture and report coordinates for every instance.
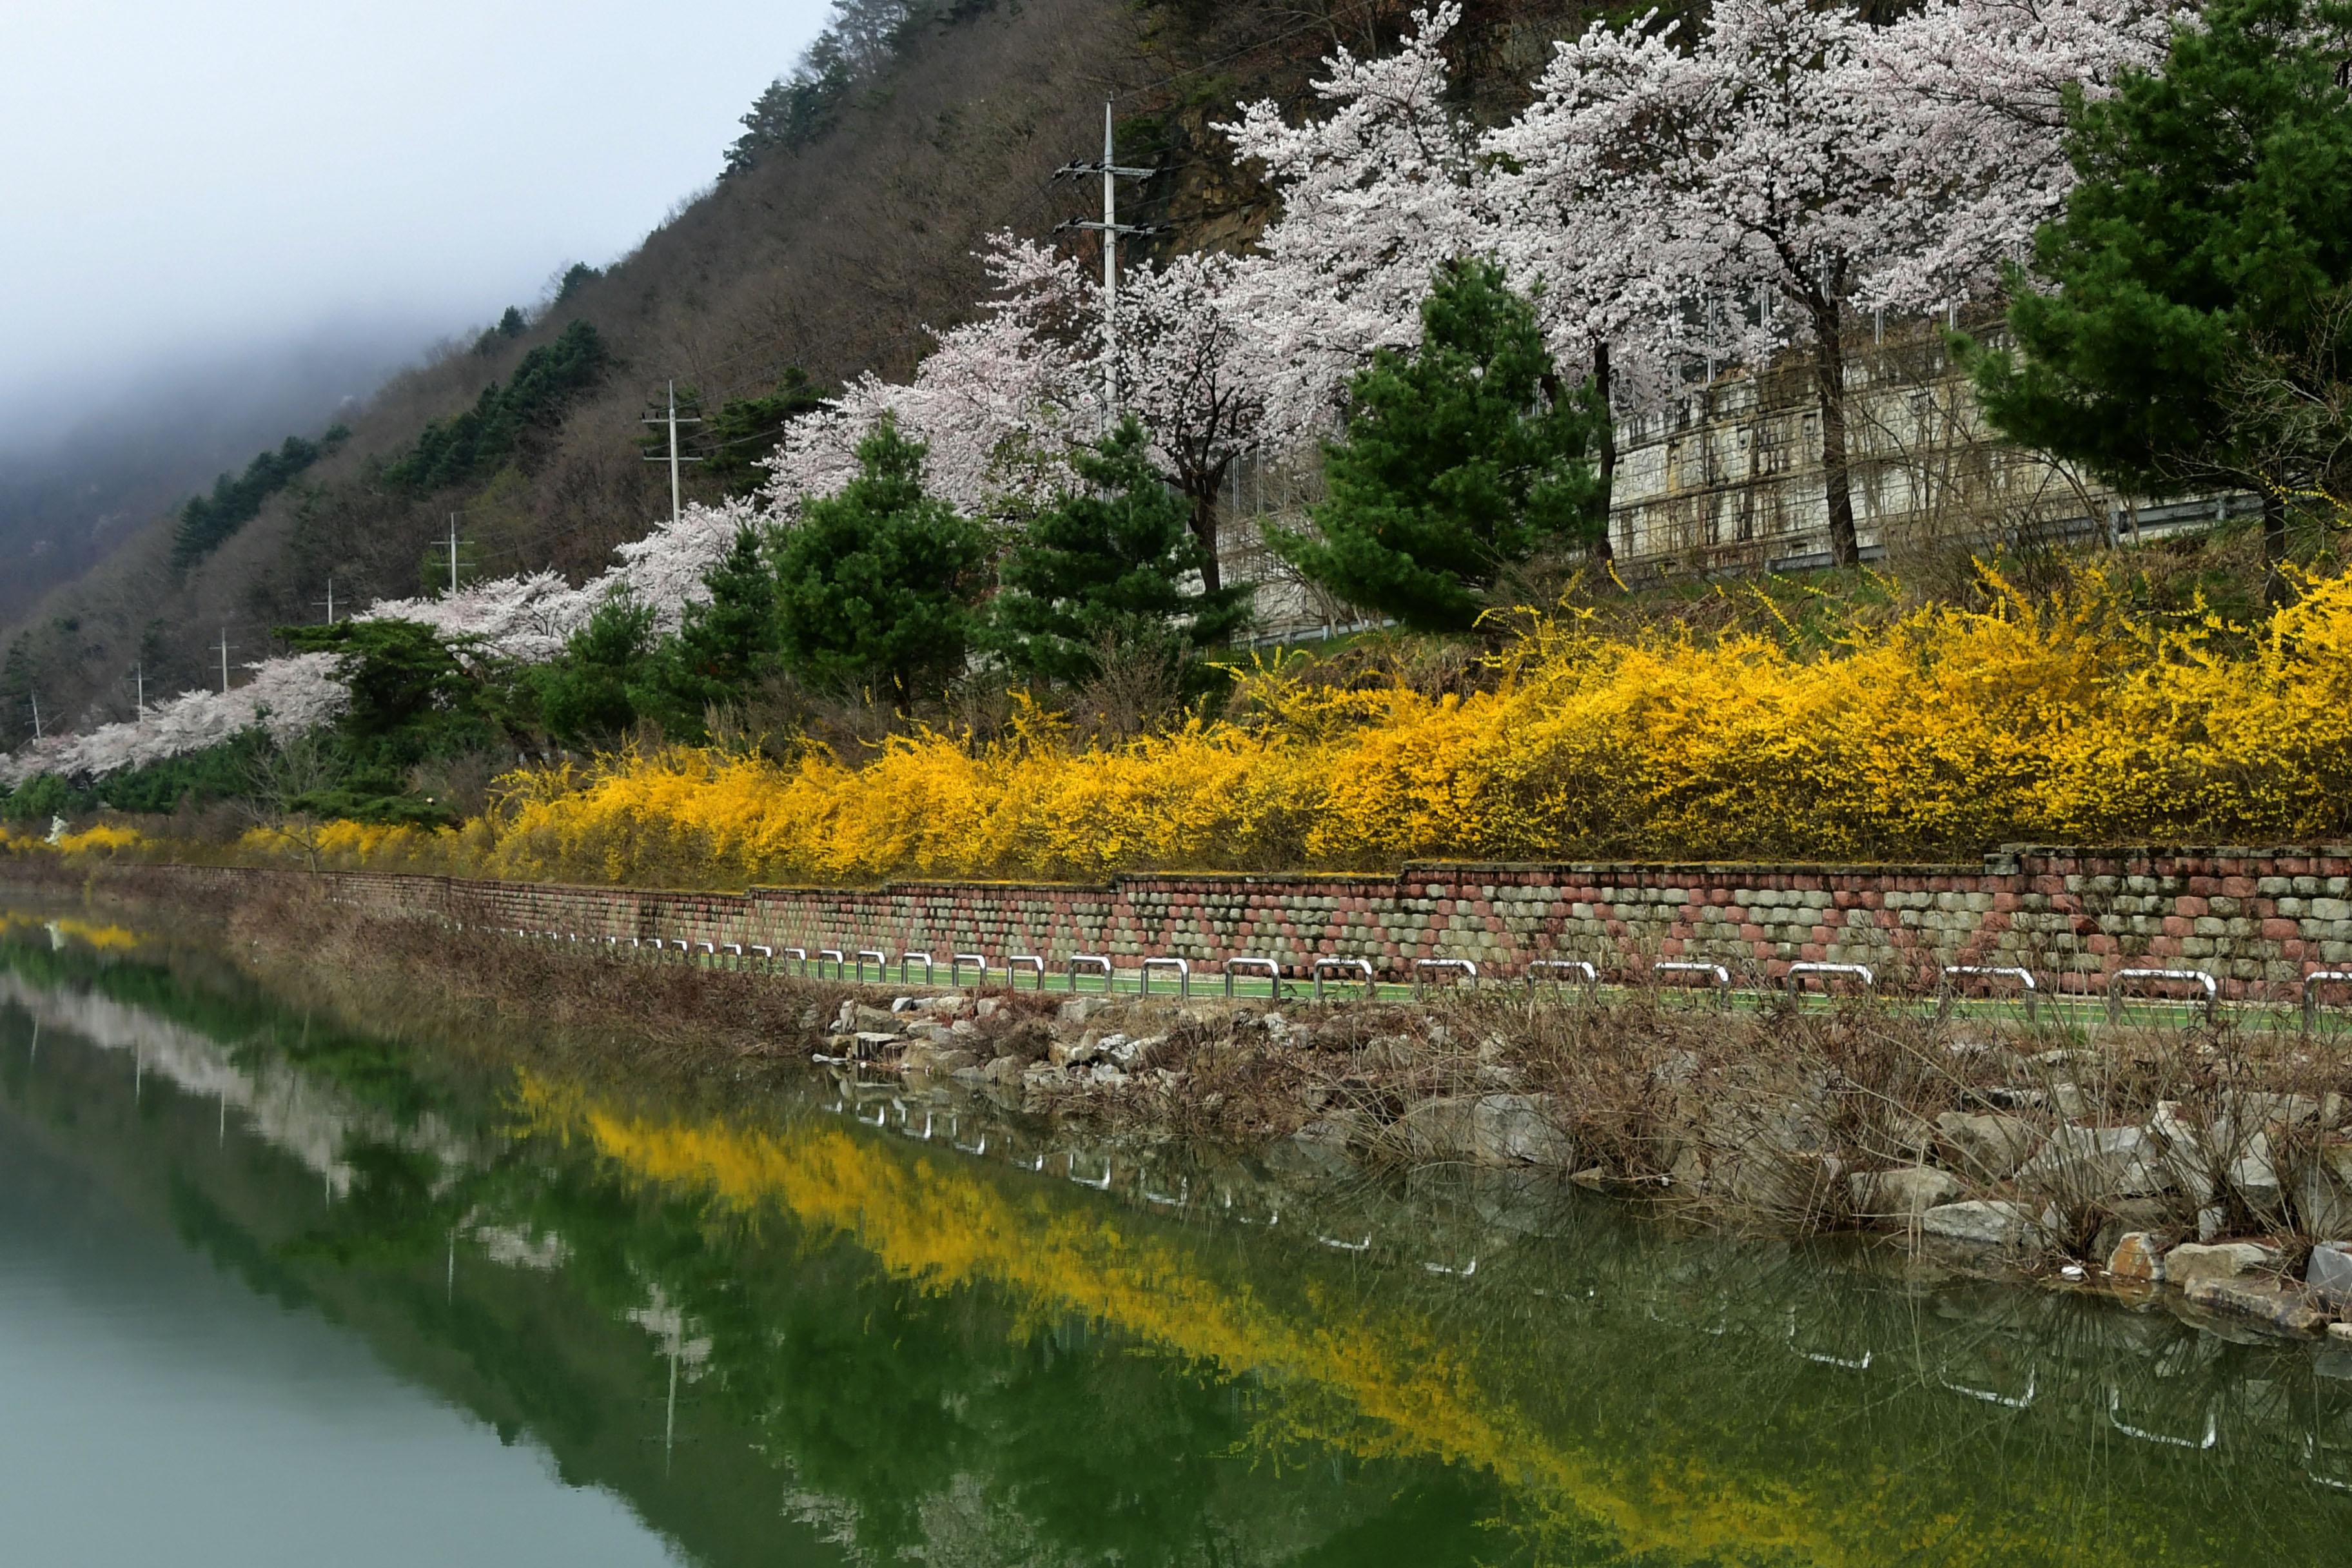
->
[533,593,654,745]
[988,417,1252,687]
[772,418,990,706]
[1276,259,1606,633]
[1975,0,2352,571]
[632,527,779,740]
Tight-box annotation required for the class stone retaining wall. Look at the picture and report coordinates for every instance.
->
[150,845,2352,1002]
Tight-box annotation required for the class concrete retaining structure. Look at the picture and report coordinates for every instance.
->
[147,843,2352,1003]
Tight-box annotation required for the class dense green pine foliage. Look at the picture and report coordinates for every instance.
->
[1277,259,1607,633]
[386,321,611,492]
[700,371,830,495]
[630,528,783,740]
[773,418,990,705]
[988,416,1251,687]
[1975,0,2352,549]
[173,427,349,569]
[529,593,654,747]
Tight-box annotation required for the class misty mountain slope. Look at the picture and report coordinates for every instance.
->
[0,0,1596,743]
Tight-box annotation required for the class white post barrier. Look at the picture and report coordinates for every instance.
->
[900,952,935,985]
[2303,969,2352,1031]
[817,948,846,979]
[1311,956,1375,1001]
[1411,957,1478,995]
[1223,956,1280,999]
[1141,956,1191,999]
[854,950,886,985]
[1525,959,1598,992]
[1783,961,1875,998]
[2106,967,2217,1024]
[951,953,988,988]
[1940,965,2039,1023]
[1654,960,1732,1007]
[1007,954,1046,990]
[1068,954,1113,994]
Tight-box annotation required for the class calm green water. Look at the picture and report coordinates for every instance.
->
[0,908,2347,1567]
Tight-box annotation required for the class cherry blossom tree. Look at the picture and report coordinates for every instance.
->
[1219,5,1483,446]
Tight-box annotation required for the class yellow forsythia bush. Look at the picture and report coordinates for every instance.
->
[313,567,2352,887]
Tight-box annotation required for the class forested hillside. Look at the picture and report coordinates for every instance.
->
[1,0,1603,746]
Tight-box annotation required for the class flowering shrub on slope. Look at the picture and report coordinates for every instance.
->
[272,569,2352,887]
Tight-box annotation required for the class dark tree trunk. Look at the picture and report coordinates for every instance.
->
[1189,476,1222,595]
[1592,337,1616,562]
[1808,295,1861,568]
[2262,484,2289,604]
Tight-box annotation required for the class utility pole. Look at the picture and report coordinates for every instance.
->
[1054,99,1159,418]
[134,663,144,716]
[27,692,40,741]
[445,514,469,595]
[218,629,235,695]
[640,381,703,525]
[314,578,337,625]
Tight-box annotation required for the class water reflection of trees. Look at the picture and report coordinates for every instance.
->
[3,924,2347,1568]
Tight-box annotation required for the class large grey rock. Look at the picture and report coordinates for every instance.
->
[1936,1112,2043,1180]
[1049,1031,1111,1070]
[1473,1093,1574,1166]
[979,1054,1027,1086]
[1391,1094,1573,1166]
[2182,1277,2327,1335]
[2017,1124,2167,1198]
[902,1041,977,1075]
[1850,1165,1965,1220]
[2308,1240,2352,1309]
[2228,1132,2284,1215]
[1919,1199,2043,1250]
[2164,1240,2280,1284]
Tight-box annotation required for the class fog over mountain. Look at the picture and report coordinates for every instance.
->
[0,0,830,609]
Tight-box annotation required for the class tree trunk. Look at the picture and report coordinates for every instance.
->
[1592,338,1616,562]
[1809,295,1861,568]
[1190,480,1222,595]
[2262,484,2289,604]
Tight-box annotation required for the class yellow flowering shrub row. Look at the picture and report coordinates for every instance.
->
[273,568,2352,885]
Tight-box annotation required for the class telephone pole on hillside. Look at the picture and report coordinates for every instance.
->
[446,515,467,595]
[641,381,703,524]
[217,629,235,695]
[314,578,338,625]
[27,692,41,741]
[1054,99,1159,418]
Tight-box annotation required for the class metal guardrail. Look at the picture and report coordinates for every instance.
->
[1785,961,1874,997]
[1940,965,2038,1022]
[1411,958,1477,995]
[2304,970,2352,1031]
[1141,956,1191,999]
[1008,954,1046,990]
[854,949,887,985]
[2106,967,2217,1024]
[1069,954,1113,992]
[1525,959,1598,990]
[1311,956,1375,1001]
[951,953,988,988]
[816,948,845,979]
[899,952,934,985]
[1654,960,1732,1005]
[1224,956,1279,998]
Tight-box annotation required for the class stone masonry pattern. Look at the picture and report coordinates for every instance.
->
[165,845,2352,1004]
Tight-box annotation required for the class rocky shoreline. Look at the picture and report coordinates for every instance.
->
[825,981,2352,1341]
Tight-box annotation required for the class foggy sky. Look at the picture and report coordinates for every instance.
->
[0,1,832,450]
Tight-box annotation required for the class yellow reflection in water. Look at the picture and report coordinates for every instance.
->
[513,1075,2183,1568]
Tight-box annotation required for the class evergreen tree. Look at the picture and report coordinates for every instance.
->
[1276,259,1606,633]
[988,416,1251,687]
[772,418,990,705]
[631,527,779,740]
[533,593,654,746]
[1974,0,2352,570]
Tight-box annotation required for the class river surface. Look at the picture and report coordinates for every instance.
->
[0,904,2346,1566]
